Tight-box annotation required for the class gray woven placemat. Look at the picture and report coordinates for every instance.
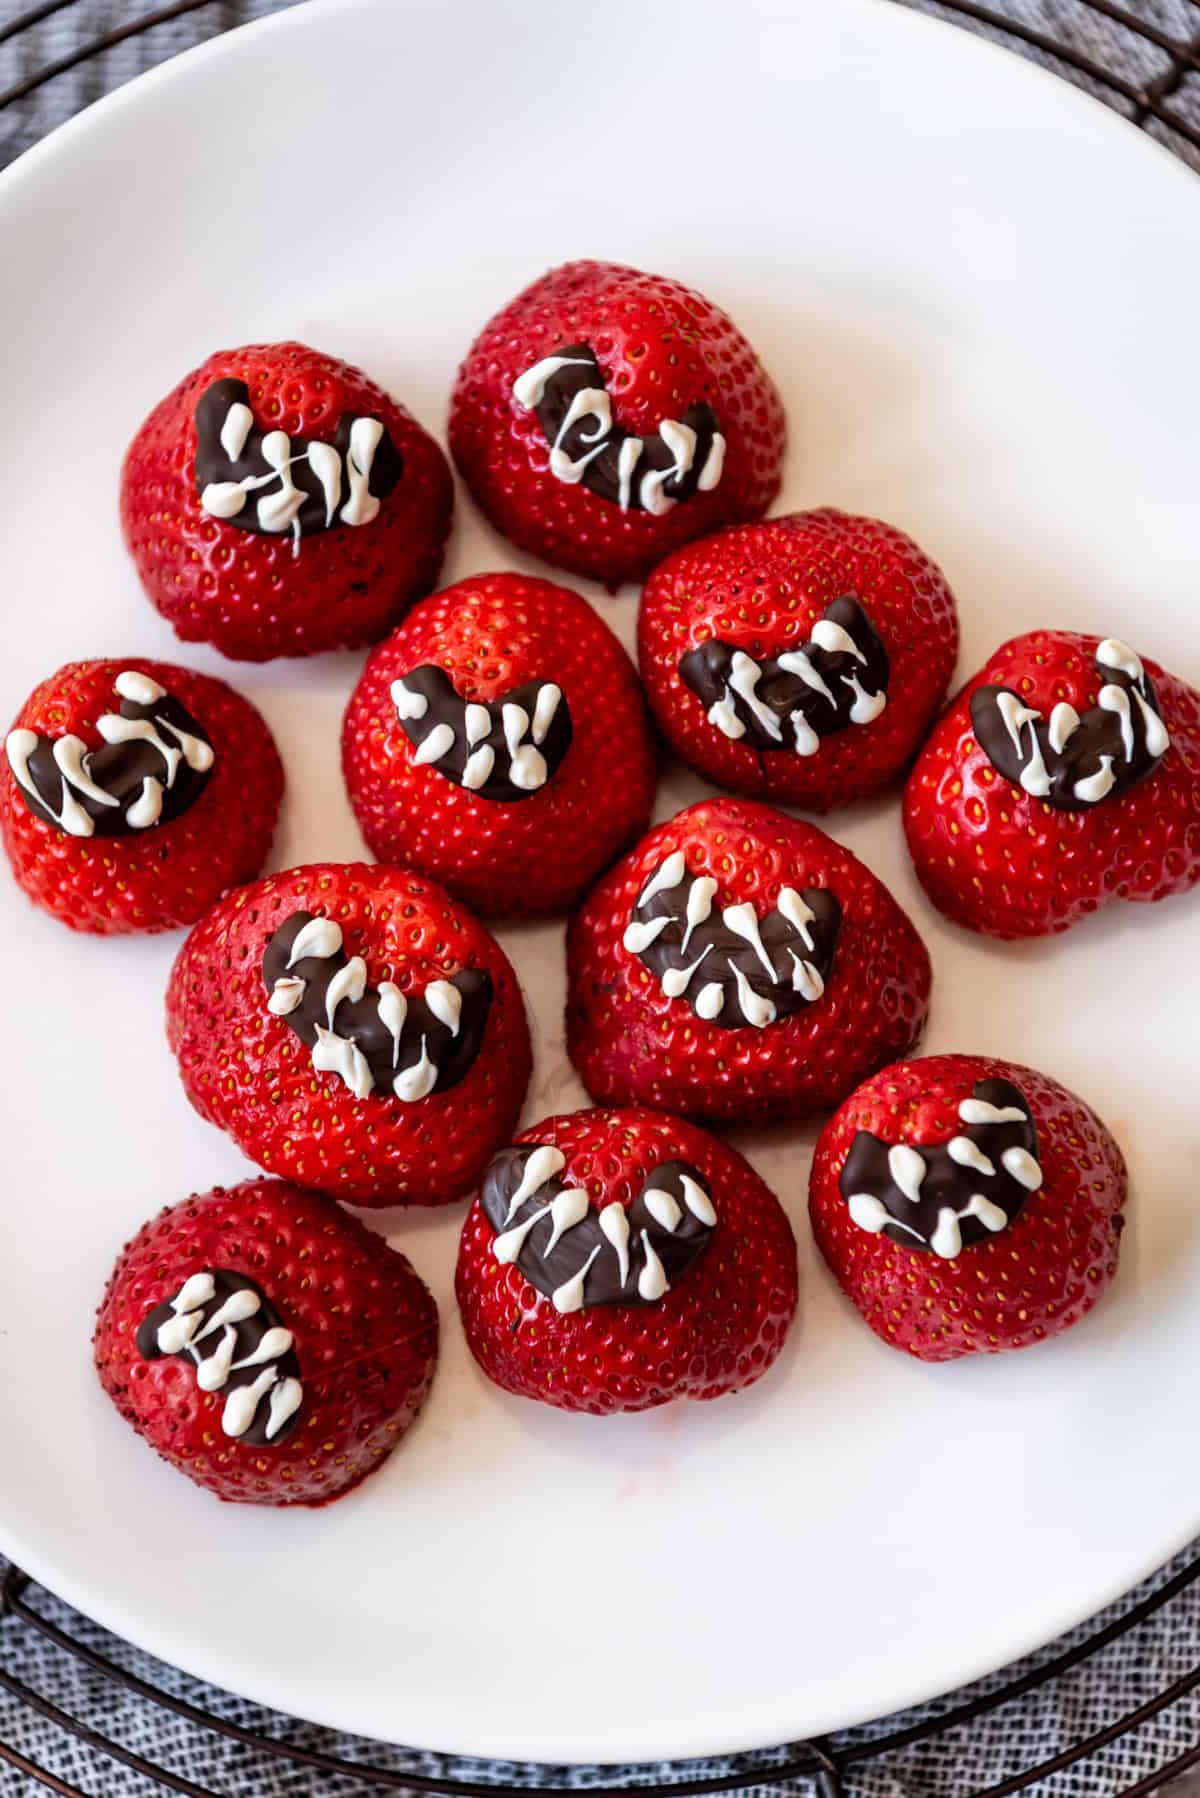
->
[2,3,1199,1793]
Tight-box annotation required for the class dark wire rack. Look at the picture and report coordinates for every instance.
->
[3,2,1200,1794]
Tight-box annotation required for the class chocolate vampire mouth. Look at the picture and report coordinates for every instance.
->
[390,666,572,802]
[137,1269,303,1447]
[511,343,725,515]
[482,1145,717,1313]
[5,669,214,839]
[194,377,403,551]
[839,1077,1043,1259]
[970,638,1169,812]
[623,851,841,1029]
[262,910,491,1103]
[679,596,889,755]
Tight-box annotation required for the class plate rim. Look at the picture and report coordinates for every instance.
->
[1,0,1199,1762]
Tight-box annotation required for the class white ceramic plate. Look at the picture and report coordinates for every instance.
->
[1,0,1199,1765]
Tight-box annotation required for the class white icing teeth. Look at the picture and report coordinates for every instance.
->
[503,703,548,791]
[376,982,407,1062]
[599,1203,632,1286]
[1097,638,1142,682]
[695,983,725,1020]
[413,722,456,766]
[680,1173,717,1227]
[661,950,710,998]
[462,745,496,791]
[947,1136,996,1177]
[287,917,343,966]
[638,851,687,908]
[722,902,777,979]
[1048,702,1080,753]
[623,915,672,954]
[729,961,776,1029]
[424,980,462,1036]
[268,976,306,1016]
[313,1024,374,1100]
[887,1144,926,1203]
[325,956,367,1029]
[643,1188,683,1233]
[681,876,717,952]
[958,1097,1027,1126]
[1001,1146,1043,1190]
[394,1038,437,1103]
[502,1146,567,1225]
[552,1247,602,1313]
[636,1232,669,1300]
[391,680,429,722]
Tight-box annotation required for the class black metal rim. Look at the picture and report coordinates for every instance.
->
[4,1554,1200,1796]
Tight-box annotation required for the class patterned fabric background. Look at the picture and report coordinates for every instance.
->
[1,2,1199,1793]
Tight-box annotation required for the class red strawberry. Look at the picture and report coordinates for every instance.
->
[904,629,1200,938]
[567,797,931,1125]
[342,571,657,917]
[638,509,959,810]
[94,1178,437,1505]
[1,657,282,935]
[448,260,785,587]
[166,862,531,1207]
[121,341,453,662]
[808,1054,1127,1362]
[456,1105,797,1414]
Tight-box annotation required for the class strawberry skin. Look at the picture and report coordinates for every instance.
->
[342,571,657,917]
[809,1054,1127,1361]
[1,657,282,935]
[121,341,453,662]
[94,1178,437,1505]
[455,1106,797,1414]
[566,798,932,1124]
[165,862,532,1206]
[449,260,785,586]
[638,509,959,810]
[904,629,1200,938]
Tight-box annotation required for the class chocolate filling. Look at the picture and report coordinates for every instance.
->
[262,909,491,1102]
[482,1148,715,1311]
[679,596,889,754]
[839,1077,1042,1258]
[970,639,1168,812]
[391,665,572,803]
[194,377,403,540]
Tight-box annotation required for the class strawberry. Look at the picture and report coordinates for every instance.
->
[808,1054,1127,1362]
[904,629,1200,938]
[566,797,931,1125]
[121,341,453,662]
[342,570,658,917]
[94,1177,438,1505]
[638,509,959,810]
[455,1105,797,1414]
[165,862,531,1207]
[1,657,282,935]
[448,260,785,587]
